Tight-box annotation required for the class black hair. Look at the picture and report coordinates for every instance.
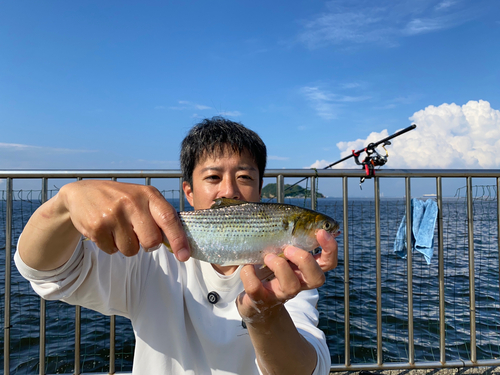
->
[180,116,267,187]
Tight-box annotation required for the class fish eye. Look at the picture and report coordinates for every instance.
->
[323,221,331,231]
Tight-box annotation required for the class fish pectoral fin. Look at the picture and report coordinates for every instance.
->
[161,233,174,254]
[162,240,174,253]
[258,252,287,269]
[211,198,248,209]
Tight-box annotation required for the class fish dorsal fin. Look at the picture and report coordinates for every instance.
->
[210,198,248,209]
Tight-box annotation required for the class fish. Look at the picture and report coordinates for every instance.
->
[161,198,340,265]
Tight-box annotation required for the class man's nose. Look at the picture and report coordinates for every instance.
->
[220,178,241,200]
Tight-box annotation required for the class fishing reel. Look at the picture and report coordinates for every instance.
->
[352,141,390,186]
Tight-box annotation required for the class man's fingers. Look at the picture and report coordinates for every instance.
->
[283,247,325,289]
[238,265,270,316]
[240,265,264,297]
[263,253,302,300]
[148,192,190,261]
[314,229,338,272]
[91,233,118,255]
[130,211,164,251]
[113,221,141,256]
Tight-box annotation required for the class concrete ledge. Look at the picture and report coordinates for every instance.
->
[330,367,500,375]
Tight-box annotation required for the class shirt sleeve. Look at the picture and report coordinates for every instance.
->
[285,289,331,375]
[14,237,151,319]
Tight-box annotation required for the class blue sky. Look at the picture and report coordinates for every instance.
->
[1,1,499,196]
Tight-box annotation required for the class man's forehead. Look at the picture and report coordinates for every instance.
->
[198,164,258,173]
[196,148,258,169]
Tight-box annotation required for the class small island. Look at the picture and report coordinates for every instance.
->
[261,183,325,199]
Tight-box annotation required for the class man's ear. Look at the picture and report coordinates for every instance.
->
[182,181,194,207]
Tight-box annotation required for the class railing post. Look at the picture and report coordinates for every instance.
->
[374,177,383,366]
[497,177,500,313]
[179,177,185,212]
[467,177,477,363]
[437,177,446,364]
[109,177,119,374]
[342,177,350,367]
[4,178,13,375]
[405,177,414,365]
[75,177,83,375]
[75,307,81,374]
[310,176,316,210]
[276,175,284,204]
[110,315,116,375]
[39,178,49,375]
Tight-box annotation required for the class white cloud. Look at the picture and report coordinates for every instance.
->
[0,143,97,168]
[135,159,179,167]
[297,0,483,48]
[331,100,500,169]
[269,155,290,161]
[0,143,96,154]
[301,86,370,120]
[373,95,419,110]
[298,6,395,48]
[219,111,242,117]
[341,82,363,89]
[309,159,333,169]
[168,101,212,111]
[435,0,457,11]
[301,87,338,119]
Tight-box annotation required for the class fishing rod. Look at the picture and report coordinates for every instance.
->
[279,123,417,196]
[324,123,416,170]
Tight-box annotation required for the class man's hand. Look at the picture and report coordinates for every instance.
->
[236,229,338,375]
[237,229,338,321]
[18,180,190,271]
[63,180,190,259]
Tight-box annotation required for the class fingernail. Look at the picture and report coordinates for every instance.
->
[145,243,162,252]
[176,248,190,262]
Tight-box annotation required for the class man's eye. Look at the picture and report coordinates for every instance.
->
[206,175,220,181]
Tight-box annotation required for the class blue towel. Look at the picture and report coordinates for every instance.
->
[394,198,438,264]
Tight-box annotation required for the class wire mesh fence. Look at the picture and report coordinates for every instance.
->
[1,173,499,373]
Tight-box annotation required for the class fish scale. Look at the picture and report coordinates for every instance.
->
[162,198,339,265]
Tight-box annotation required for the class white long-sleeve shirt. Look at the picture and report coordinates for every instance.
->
[15,238,331,374]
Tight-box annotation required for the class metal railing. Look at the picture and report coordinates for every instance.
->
[2,168,500,374]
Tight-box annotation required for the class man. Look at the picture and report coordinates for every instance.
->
[15,117,338,374]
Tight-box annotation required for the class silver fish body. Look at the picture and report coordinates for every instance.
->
[163,198,339,266]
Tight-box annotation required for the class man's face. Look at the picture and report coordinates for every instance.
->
[183,149,261,210]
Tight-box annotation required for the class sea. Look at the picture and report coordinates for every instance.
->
[1,195,500,373]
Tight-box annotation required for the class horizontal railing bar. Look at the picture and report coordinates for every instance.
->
[0,170,183,178]
[1,169,500,179]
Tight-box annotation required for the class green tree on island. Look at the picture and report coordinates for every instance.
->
[261,183,325,199]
